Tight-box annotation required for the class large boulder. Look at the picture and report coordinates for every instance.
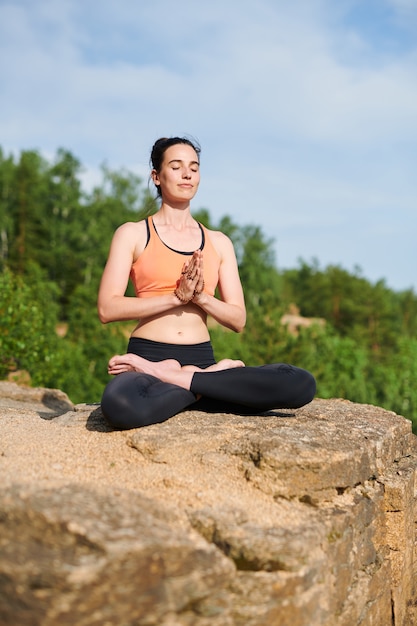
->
[0,381,416,625]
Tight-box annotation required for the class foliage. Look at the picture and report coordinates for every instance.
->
[1,146,417,428]
[0,265,60,383]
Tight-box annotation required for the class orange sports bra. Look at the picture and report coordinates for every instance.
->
[130,217,221,298]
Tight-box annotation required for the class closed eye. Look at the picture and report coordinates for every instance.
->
[168,159,199,171]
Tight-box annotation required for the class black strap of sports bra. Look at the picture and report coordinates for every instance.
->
[150,217,204,254]
[144,216,151,248]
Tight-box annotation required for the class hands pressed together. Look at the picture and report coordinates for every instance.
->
[174,249,205,305]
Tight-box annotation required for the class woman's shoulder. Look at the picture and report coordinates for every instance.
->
[203,225,231,243]
[203,227,235,258]
[114,219,147,236]
[111,219,148,243]
[206,228,232,245]
[110,219,149,257]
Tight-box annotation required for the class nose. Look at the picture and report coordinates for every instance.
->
[182,168,192,179]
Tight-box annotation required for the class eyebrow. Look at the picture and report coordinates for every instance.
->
[168,159,200,166]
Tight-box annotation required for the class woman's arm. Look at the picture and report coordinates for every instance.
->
[193,231,246,333]
[97,222,189,323]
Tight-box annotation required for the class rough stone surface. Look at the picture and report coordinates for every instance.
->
[1,380,417,625]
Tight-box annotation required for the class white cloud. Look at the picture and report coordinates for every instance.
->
[2,0,417,148]
[1,0,416,291]
[386,0,417,21]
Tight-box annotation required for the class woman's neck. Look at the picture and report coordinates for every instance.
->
[155,203,194,227]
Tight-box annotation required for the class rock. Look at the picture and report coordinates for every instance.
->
[0,485,234,626]
[0,381,74,418]
[0,385,416,625]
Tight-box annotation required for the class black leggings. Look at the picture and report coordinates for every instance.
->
[101,338,316,430]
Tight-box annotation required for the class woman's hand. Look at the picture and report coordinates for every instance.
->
[174,250,203,304]
[191,251,205,302]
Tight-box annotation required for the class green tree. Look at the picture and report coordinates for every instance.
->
[0,266,60,383]
[7,151,49,275]
[43,149,84,307]
[0,149,16,271]
[2,145,417,426]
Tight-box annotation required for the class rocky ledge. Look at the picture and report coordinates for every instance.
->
[0,381,416,626]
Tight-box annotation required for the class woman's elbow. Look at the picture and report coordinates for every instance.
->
[98,310,110,324]
[232,312,246,333]
[97,301,112,324]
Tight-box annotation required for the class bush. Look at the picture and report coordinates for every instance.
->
[0,267,60,383]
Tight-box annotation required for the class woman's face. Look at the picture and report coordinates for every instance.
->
[152,143,200,203]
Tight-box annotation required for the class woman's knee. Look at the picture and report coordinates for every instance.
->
[294,367,316,407]
[100,372,154,430]
[101,372,196,430]
[267,363,316,408]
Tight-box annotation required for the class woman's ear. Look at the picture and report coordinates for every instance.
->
[151,169,160,187]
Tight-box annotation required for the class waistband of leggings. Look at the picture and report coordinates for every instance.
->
[126,337,216,368]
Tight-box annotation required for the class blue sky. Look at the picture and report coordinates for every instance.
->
[1,0,416,292]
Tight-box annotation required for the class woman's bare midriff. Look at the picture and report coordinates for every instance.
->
[130,304,210,344]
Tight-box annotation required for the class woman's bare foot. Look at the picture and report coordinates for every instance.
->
[209,358,245,371]
[108,353,193,390]
[108,353,181,377]
[107,353,245,391]
[183,358,245,372]
[108,354,244,377]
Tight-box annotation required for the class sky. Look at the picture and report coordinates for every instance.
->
[1,0,416,293]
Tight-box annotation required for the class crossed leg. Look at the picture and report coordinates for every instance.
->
[101,353,247,430]
[107,353,245,386]
[101,353,316,431]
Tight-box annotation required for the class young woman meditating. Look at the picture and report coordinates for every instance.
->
[98,136,316,429]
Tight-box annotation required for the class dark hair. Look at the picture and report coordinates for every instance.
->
[150,136,201,197]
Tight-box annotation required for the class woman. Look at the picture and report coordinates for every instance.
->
[98,136,316,430]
